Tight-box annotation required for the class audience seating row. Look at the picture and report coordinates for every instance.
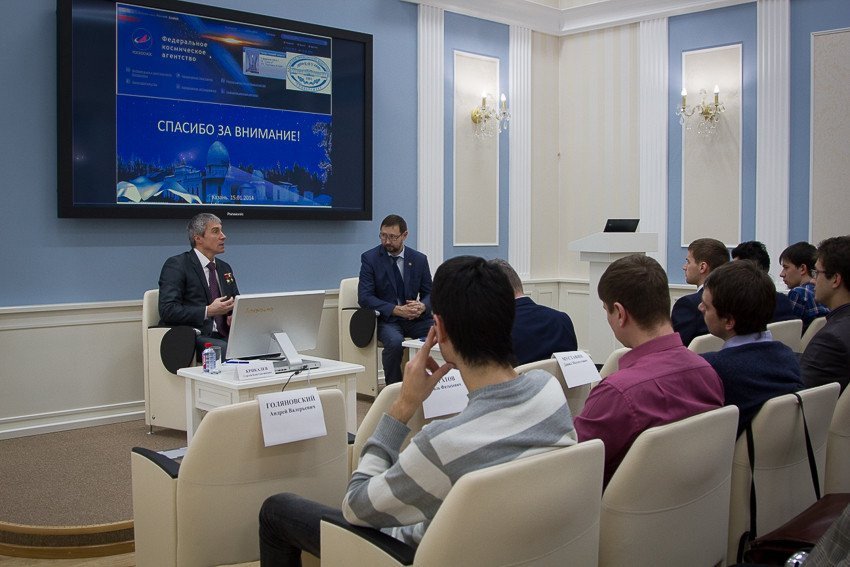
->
[689,317,825,356]
[131,361,847,567]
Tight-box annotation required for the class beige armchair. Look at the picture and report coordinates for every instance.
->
[726,382,840,564]
[688,333,724,354]
[338,277,379,397]
[599,405,739,567]
[598,347,631,380]
[322,439,605,567]
[825,385,850,494]
[131,390,349,567]
[800,316,827,352]
[142,288,194,431]
[767,319,803,352]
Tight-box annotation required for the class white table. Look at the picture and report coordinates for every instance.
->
[178,356,364,443]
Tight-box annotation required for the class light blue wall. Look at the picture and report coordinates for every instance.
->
[667,3,757,284]
[443,12,510,261]
[789,0,850,243]
[0,0,417,307]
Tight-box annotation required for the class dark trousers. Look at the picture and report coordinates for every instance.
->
[259,493,347,567]
[378,316,434,384]
[194,332,227,361]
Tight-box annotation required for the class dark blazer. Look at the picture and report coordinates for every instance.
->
[158,250,239,334]
[513,297,578,366]
[358,244,432,322]
[800,303,850,392]
[672,289,707,347]
[772,292,798,323]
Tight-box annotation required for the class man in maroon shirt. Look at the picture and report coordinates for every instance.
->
[574,254,724,486]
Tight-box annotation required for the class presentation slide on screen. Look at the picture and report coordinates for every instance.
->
[114,3,335,207]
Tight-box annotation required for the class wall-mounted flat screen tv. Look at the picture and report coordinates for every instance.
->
[58,0,372,220]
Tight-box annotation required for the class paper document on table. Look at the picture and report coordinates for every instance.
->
[257,388,326,446]
[422,369,469,419]
[552,351,601,387]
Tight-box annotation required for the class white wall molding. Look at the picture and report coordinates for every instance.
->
[756,0,790,269]
[639,17,669,270]
[509,25,532,279]
[401,0,752,36]
[417,4,445,266]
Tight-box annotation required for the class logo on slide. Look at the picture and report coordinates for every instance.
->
[132,28,153,51]
[286,55,331,93]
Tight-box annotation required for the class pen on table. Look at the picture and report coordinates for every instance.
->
[225,359,250,364]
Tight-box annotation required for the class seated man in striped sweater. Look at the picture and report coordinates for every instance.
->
[259,256,577,566]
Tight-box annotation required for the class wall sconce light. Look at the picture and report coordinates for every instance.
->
[676,85,725,135]
[471,92,510,139]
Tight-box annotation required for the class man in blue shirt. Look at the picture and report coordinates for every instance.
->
[699,261,803,434]
[779,241,830,332]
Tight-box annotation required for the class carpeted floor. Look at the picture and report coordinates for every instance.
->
[0,421,185,527]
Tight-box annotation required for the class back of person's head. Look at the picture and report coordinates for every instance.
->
[487,259,524,296]
[432,256,515,367]
[818,236,850,292]
[380,214,407,234]
[598,254,670,330]
[689,238,730,272]
[732,240,771,272]
[187,213,221,248]
[704,261,775,335]
[779,241,818,272]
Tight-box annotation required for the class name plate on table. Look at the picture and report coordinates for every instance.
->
[257,388,326,447]
[552,351,601,388]
[230,361,276,380]
[422,369,469,419]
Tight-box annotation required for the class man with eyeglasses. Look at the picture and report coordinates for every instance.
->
[800,235,850,392]
[358,214,434,384]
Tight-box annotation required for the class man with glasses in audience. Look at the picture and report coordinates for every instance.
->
[800,235,850,392]
[358,214,434,384]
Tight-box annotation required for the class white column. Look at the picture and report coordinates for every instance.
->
[756,0,790,271]
[417,5,444,266]
[509,26,532,280]
[639,18,669,270]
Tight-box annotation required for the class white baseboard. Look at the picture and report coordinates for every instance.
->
[0,401,145,440]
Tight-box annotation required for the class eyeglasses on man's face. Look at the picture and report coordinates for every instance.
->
[379,232,404,242]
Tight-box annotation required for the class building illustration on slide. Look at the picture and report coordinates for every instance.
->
[116,140,330,207]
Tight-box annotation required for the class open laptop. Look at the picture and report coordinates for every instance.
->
[603,218,640,233]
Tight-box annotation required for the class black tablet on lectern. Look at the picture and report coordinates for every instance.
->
[603,219,640,233]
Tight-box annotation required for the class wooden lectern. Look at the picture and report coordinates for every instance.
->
[569,232,658,364]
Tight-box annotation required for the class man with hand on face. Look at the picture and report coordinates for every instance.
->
[259,256,576,565]
[358,214,434,384]
[779,241,830,332]
[158,213,239,358]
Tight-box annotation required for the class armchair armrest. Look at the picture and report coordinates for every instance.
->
[320,515,416,566]
[131,448,180,567]
[131,447,181,478]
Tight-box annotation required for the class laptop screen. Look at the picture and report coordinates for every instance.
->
[604,219,640,233]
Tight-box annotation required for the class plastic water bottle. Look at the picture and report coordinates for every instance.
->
[202,342,219,374]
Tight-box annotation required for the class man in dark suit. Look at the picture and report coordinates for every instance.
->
[159,213,240,357]
[731,240,799,324]
[672,238,730,346]
[489,259,578,365]
[801,235,850,392]
[358,214,434,384]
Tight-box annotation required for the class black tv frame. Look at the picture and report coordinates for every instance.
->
[57,0,373,221]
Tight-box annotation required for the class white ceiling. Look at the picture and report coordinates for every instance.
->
[401,0,753,35]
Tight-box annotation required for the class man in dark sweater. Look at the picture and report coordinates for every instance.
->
[699,261,804,435]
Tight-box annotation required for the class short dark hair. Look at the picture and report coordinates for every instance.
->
[779,242,818,273]
[704,261,775,335]
[598,254,670,330]
[187,213,221,248]
[380,214,407,234]
[689,238,730,272]
[732,241,771,272]
[488,259,523,295]
[431,256,515,367]
[818,236,850,292]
